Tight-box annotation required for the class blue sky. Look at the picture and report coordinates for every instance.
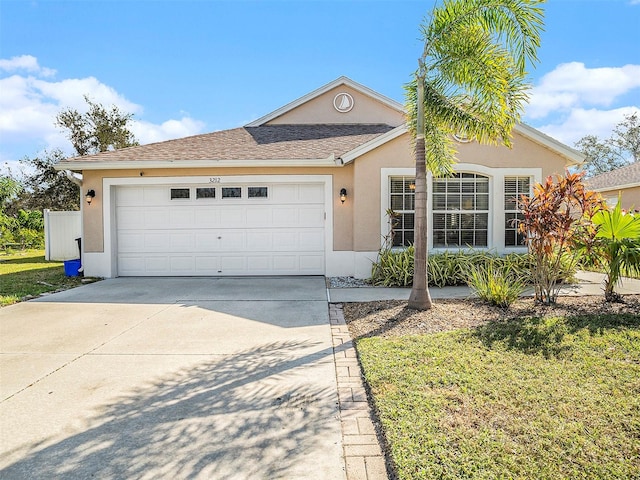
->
[1,0,639,171]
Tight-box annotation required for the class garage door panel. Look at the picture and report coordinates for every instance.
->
[144,209,167,229]
[195,233,220,251]
[117,208,144,229]
[246,207,272,227]
[300,255,324,271]
[117,187,144,206]
[273,255,297,271]
[145,256,170,273]
[116,183,325,276]
[194,208,220,226]
[299,207,325,227]
[170,256,195,273]
[170,233,195,250]
[220,207,246,227]
[219,232,246,251]
[143,187,167,205]
[246,232,273,250]
[169,208,196,228]
[195,256,221,273]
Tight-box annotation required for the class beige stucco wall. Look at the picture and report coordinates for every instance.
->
[348,130,572,251]
[598,185,640,212]
[82,166,355,253]
[266,85,405,126]
[81,129,571,257]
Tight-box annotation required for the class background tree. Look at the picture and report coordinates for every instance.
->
[56,95,139,156]
[17,97,139,212]
[18,149,81,211]
[407,0,544,310]
[575,113,639,177]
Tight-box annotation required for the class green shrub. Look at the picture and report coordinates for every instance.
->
[370,249,552,288]
[371,246,414,286]
[467,262,527,307]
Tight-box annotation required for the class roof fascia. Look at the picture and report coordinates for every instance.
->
[591,182,640,192]
[515,123,585,166]
[339,125,408,164]
[245,76,405,127]
[54,155,341,171]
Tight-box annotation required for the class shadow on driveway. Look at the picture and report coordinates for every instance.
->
[1,340,342,479]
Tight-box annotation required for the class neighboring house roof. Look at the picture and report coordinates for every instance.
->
[57,124,395,170]
[586,161,640,191]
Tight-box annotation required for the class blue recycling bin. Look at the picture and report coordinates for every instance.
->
[63,259,81,277]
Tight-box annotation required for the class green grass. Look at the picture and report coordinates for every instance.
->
[356,313,640,479]
[0,250,86,306]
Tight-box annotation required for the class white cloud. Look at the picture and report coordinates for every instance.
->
[526,62,640,119]
[131,118,206,145]
[0,55,207,161]
[536,106,640,147]
[0,55,56,77]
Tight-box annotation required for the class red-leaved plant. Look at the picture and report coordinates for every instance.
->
[519,171,604,304]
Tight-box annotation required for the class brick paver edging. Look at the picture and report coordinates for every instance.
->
[329,303,390,480]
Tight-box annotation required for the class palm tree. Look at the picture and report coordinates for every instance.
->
[407,0,545,310]
[592,200,640,302]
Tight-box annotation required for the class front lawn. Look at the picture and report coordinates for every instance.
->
[352,304,640,479]
[0,250,86,306]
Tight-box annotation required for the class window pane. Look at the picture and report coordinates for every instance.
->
[390,178,404,193]
[171,188,190,199]
[461,194,475,210]
[476,194,489,210]
[447,181,461,193]
[433,194,446,209]
[403,213,414,230]
[518,177,530,192]
[248,187,268,198]
[446,195,460,210]
[404,231,414,246]
[391,195,404,211]
[505,230,516,246]
[433,181,446,193]
[392,231,403,247]
[433,231,445,247]
[475,231,488,246]
[222,187,242,198]
[476,181,489,193]
[475,213,488,229]
[406,194,415,210]
[196,187,215,199]
[432,213,446,229]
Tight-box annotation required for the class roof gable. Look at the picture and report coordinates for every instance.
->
[246,76,405,127]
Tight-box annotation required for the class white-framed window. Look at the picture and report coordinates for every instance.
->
[432,173,489,248]
[504,176,531,246]
[170,188,190,200]
[389,176,416,247]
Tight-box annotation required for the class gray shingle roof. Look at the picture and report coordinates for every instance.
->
[586,162,640,190]
[57,124,395,165]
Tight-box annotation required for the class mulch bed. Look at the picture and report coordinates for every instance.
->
[343,294,640,339]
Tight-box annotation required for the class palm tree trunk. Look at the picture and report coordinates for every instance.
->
[408,73,433,310]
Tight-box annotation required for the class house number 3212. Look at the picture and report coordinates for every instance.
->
[209,177,221,183]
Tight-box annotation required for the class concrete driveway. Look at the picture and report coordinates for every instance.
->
[0,277,344,479]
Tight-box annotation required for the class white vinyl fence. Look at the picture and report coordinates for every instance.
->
[44,210,82,261]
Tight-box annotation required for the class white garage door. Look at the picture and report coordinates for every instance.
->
[115,183,325,276]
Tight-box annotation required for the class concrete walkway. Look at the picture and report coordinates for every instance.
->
[328,271,639,302]
[0,277,345,479]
